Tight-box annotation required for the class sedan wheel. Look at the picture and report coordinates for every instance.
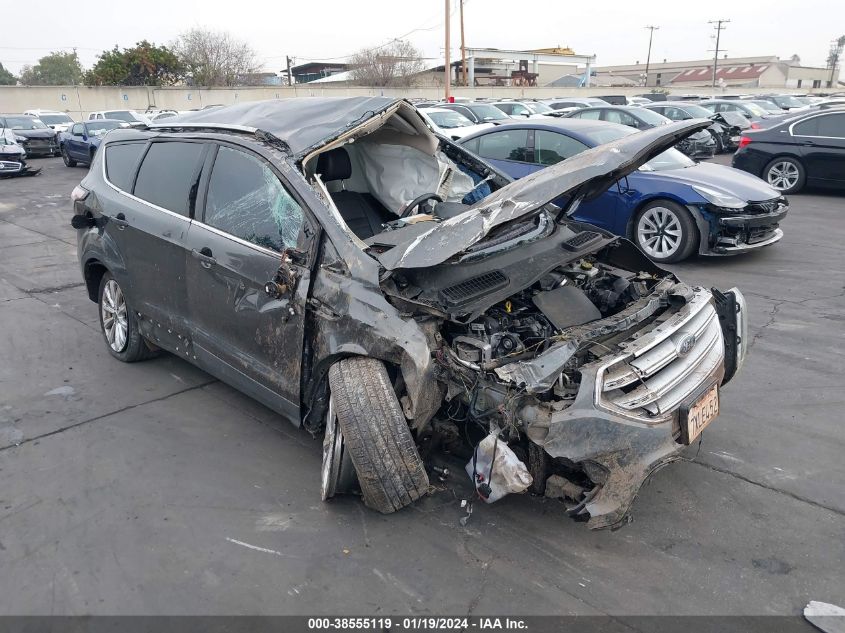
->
[61,146,77,167]
[635,201,698,263]
[765,158,805,194]
[101,279,128,353]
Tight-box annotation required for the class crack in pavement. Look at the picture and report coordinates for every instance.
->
[0,379,218,453]
[748,299,785,351]
[0,216,77,248]
[689,458,844,517]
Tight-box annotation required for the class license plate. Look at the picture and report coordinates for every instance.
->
[681,384,719,444]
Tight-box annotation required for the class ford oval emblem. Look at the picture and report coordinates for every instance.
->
[677,335,696,356]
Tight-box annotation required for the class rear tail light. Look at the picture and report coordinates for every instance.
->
[71,184,89,202]
[750,122,761,130]
[738,136,752,149]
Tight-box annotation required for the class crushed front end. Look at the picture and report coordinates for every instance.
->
[693,196,788,254]
[385,228,747,528]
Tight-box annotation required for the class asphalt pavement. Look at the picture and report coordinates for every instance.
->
[0,155,843,616]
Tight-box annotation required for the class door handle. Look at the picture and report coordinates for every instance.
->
[112,212,129,230]
[802,140,816,146]
[191,247,216,269]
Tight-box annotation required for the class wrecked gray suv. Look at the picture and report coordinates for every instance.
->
[71,97,748,528]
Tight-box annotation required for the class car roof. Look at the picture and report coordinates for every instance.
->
[153,97,398,155]
[460,118,632,144]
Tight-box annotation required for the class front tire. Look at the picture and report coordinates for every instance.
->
[634,200,699,263]
[764,157,805,194]
[98,272,156,362]
[328,357,429,513]
[61,145,77,167]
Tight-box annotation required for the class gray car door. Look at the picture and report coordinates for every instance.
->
[184,142,311,421]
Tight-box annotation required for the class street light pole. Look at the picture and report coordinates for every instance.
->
[644,25,658,87]
[708,19,730,89]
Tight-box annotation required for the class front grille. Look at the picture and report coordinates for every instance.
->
[599,298,723,418]
[440,271,508,306]
[745,198,786,215]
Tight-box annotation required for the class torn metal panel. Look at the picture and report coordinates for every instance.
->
[376,119,712,270]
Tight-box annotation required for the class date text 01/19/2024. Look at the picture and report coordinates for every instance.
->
[307,617,529,630]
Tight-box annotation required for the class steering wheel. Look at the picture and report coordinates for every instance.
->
[401,193,444,218]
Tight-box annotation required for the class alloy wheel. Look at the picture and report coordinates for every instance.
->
[101,279,128,352]
[637,206,683,259]
[766,161,800,191]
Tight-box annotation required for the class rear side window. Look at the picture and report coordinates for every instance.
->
[817,114,845,138]
[793,117,819,136]
[134,142,205,216]
[572,109,602,120]
[476,130,531,162]
[203,146,304,252]
[105,143,145,192]
[534,131,589,166]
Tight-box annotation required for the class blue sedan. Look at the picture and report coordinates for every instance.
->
[459,119,788,262]
[59,120,123,167]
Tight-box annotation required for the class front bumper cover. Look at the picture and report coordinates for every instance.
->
[509,287,747,529]
[690,202,788,255]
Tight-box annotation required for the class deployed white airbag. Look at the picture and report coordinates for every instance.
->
[356,141,475,214]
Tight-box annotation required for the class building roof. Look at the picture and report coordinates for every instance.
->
[290,62,349,74]
[671,64,770,83]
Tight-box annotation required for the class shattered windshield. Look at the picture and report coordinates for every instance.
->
[426,110,474,129]
[205,146,304,252]
[5,117,48,130]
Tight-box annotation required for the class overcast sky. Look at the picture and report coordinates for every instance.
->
[1,0,842,76]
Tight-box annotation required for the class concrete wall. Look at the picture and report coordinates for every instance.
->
[0,84,831,121]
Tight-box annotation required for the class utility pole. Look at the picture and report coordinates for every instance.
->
[828,36,845,88]
[460,0,467,86]
[444,0,451,100]
[285,56,294,86]
[643,25,659,87]
[708,19,730,89]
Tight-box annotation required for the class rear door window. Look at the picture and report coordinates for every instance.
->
[816,113,845,138]
[105,143,146,191]
[133,142,206,216]
[572,109,602,120]
[534,131,589,166]
[475,130,531,162]
[603,110,638,127]
[203,145,304,252]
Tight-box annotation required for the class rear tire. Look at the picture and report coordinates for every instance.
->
[61,145,77,167]
[634,200,699,263]
[764,156,805,194]
[328,357,429,513]
[97,272,157,363]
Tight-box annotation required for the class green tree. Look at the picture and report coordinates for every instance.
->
[0,62,16,85]
[86,41,183,86]
[18,51,83,85]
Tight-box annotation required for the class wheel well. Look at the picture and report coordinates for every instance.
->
[83,260,107,302]
[626,197,701,243]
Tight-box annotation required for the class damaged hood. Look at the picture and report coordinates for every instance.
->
[376,119,712,270]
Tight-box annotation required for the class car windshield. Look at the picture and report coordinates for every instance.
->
[679,104,713,118]
[742,102,768,116]
[426,110,474,129]
[87,121,121,136]
[466,104,510,121]
[635,108,672,125]
[772,95,805,108]
[38,114,74,125]
[524,102,553,113]
[750,100,783,113]
[4,116,48,130]
[104,111,142,122]
[640,147,695,171]
[584,125,695,171]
